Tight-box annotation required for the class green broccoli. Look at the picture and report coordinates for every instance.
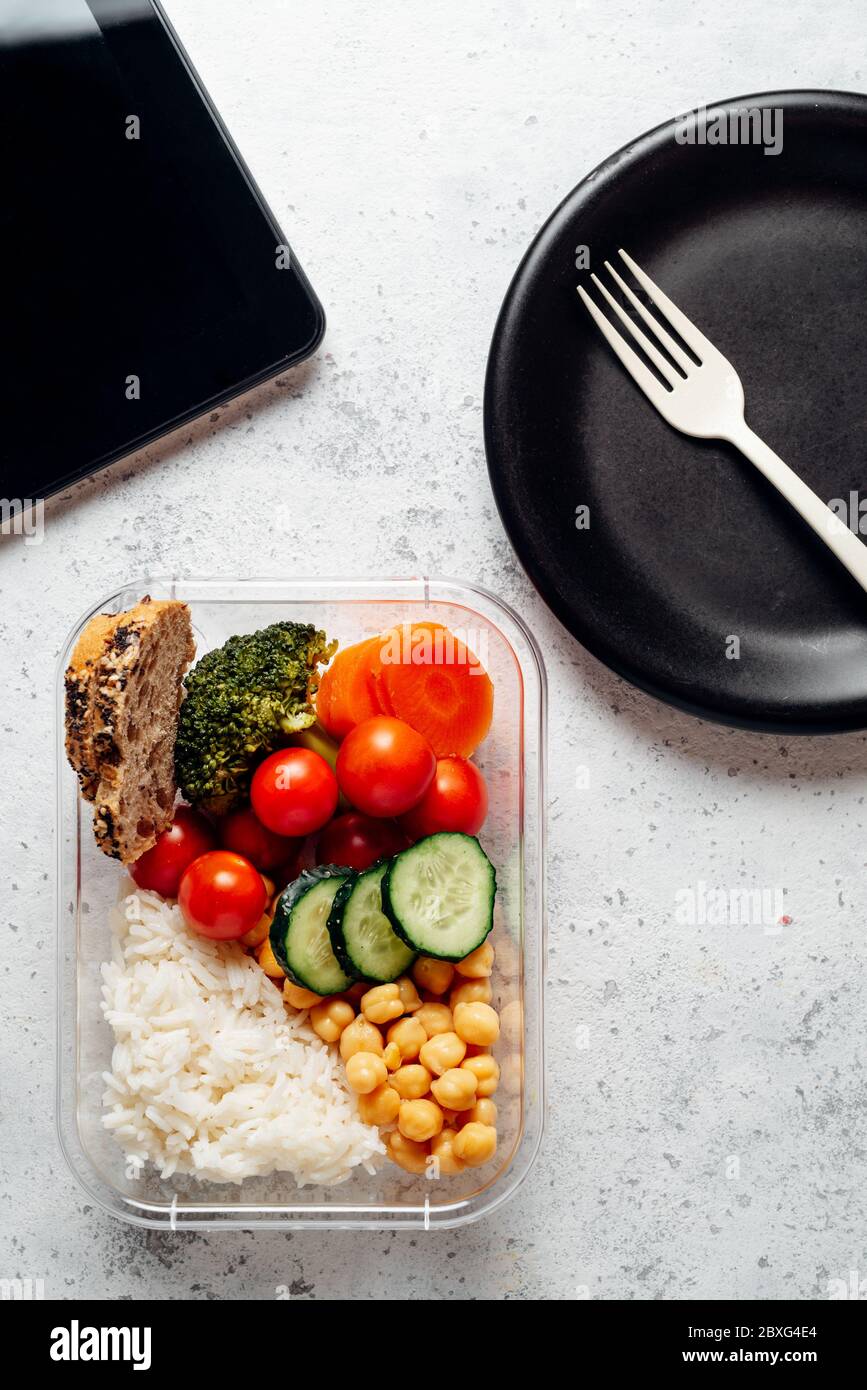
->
[175,621,336,814]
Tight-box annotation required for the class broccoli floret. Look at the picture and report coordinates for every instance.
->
[175,621,336,814]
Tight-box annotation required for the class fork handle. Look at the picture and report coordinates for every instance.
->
[728,422,867,595]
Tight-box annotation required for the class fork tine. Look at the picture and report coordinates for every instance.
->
[603,261,693,375]
[590,273,680,387]
[618,249,715,363]
[577,285,670,406]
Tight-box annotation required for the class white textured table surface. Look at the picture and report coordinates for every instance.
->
[3,0,867,1301]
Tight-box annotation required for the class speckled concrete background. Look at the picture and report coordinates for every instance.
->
[3,0,867,1301]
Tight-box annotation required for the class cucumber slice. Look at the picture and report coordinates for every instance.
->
[382,832,496,961]
[270,865,355,995]
[329,862,416,983]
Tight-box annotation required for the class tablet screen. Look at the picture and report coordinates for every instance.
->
[0,0,324,500]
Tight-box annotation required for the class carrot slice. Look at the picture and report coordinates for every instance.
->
[370,665,395,717]
[377,622,493,758]
[366,630,395,717]
[315,658,338,733]
[339,637,383,730]
[318,638,382,738]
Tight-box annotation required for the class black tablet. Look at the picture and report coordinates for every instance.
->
[1,0,325,501]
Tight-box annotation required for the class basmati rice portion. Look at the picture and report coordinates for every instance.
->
[100,888,385,1186]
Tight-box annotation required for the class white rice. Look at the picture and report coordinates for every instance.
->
[100,888,385,1186]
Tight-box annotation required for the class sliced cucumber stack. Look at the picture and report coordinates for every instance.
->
[270,865,355,995]
[329,861,416,983]
[383,832,496,962]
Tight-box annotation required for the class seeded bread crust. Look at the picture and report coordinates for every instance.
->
[65,613,120,801]
[64,597,195,862]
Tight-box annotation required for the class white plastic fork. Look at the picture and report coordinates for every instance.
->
[578,250,867,593]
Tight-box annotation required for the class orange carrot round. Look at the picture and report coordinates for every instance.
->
[318,637,382,739]
[376,622,493,758]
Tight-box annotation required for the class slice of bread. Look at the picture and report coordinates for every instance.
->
[64,597,195,863]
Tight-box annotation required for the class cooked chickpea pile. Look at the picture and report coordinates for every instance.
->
[274,938,501,1175]
[241,873,505,1176]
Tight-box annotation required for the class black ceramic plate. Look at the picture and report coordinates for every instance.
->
[485,91,867,732]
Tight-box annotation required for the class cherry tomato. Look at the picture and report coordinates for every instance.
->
[218,805,301,872]
[130,806,216,899]
[317,812,408,871]
[178,850,267,941]
[336,716,436,818]
[399,756,488,839]
[251,747,339,837]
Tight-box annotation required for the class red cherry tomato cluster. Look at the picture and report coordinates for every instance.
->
[131,708,489,944]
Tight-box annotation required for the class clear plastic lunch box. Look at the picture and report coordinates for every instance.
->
[56,577,546,1229]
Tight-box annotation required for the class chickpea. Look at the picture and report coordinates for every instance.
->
[386,1016,427,1062]
[386,1130,430,1174]
[260,875,276,899]
[241,910,273,949]
[256,938,284,979]
[412,956,455,996]
[430,1128,465,1176]
[345,1050,388,1095]
[340,1015,384,1061]
[419,1031,466,1077]
[358,1083,401,1126]
[396,976,423,1013]
[310,998,355,1043]
[499,999,523,1048]
[283,980,324,1010]
[450,977,493,1009]
[415,1002,453,1038]
[463,1098,497,1128]
[431,1067,477,1111]
[399,1098,444,1143]
[453,1002,500,1048]
[461,1053,500,1097]
[382,1041,402,1071]
[361,983,404,1025]
[389,1064,432,1100]
[452,1121,497,1168]
[454,940,494,979]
